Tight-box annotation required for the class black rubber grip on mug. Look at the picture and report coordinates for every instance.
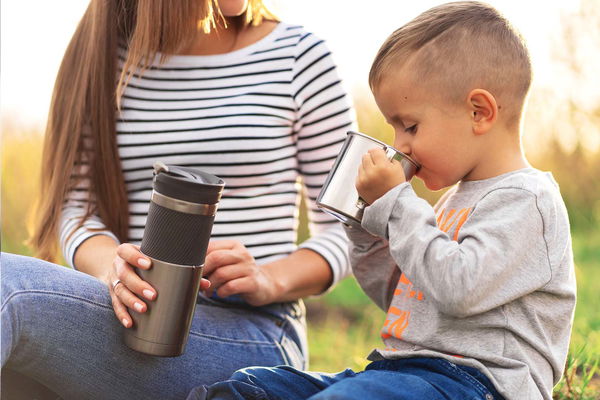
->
[140,202,215,266]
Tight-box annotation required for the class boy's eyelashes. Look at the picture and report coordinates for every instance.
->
[385,118,418,135]
[404,124,418,134]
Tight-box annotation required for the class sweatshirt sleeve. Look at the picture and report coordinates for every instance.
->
[362,183,552,317]
[344,225,400,311]
[59,158,120,269]
[291,31,358,288]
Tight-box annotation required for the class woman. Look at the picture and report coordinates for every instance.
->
[1,0,356,398]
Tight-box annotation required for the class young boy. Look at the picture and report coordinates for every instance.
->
[188,2,576,399]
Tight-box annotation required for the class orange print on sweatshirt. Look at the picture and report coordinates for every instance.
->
[437,207,472,239]
[381,206,472,342]
[381,273,421,340]
[381,307,411,339]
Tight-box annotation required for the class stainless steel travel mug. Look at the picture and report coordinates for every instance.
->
[123,162,225,357]
[316,131,419,228]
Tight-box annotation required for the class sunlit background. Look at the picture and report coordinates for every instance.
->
[2,1,599,141]
[1,1,599,397]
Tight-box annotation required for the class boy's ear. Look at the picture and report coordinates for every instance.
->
[467,89,498,135]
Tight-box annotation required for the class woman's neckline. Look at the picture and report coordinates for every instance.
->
[154,21,287,65]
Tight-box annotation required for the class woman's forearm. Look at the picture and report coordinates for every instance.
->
[73,235,120,282]
[262,248,333,302]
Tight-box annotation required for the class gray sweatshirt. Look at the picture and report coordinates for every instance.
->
[345,168,576,400]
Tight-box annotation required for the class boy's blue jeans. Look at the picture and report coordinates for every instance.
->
[189,357,505,400]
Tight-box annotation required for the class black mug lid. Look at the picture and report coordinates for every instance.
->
[153,162,225,204]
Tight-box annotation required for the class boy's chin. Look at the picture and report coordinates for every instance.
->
[421,177,450,192]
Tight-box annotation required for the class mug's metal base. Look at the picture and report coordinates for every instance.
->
[122,258,203,357]
[124,331,185,357]
[316,201,363,229]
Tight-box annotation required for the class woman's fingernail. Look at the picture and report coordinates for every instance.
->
[143,289,155,300]
[122,318,129,327]
[134,302,144,312]
[138,258,151,268]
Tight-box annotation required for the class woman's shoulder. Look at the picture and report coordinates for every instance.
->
[269,21,325,45]
[272,21,330,51]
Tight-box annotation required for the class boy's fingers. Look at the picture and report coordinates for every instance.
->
[361,153,374,169]
[369,148,388,163]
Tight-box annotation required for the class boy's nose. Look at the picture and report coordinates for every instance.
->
[393,138,412,156]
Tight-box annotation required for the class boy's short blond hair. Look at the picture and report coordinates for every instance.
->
[370,1,532,128]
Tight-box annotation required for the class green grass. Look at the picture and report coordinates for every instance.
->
[569,231,600,362]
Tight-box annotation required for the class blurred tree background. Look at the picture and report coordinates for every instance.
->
[1,0,598,398]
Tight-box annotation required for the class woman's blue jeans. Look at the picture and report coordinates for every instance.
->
[191,358,505,400]
[1,252,307,400]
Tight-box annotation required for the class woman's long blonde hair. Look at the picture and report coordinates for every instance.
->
[30,0,276,262]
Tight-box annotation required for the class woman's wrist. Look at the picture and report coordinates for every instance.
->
[259,265,287,304]
[261,248,332,303]
[73,235,120,282]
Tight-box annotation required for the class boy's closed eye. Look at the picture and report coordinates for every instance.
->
[404,124,418,134]
[397,117,418,135]
[387,116,418,135]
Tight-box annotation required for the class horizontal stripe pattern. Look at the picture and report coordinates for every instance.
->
[60,23,356,287]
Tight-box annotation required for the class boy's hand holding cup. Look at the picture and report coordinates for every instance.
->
[357,148,407,205]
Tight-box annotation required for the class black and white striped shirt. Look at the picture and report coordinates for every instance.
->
[60,22,357,287]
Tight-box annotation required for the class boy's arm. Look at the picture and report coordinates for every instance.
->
[362,183,556,318]
[344,226,400,311]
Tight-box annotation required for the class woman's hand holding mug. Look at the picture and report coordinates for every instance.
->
[107,243,211,328]
[203,240,279,307]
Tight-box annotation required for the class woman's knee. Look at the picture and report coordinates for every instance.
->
[1,253,59,281]
[1,253,46,299]
[2,253,61,295]
[0,252,109,306]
